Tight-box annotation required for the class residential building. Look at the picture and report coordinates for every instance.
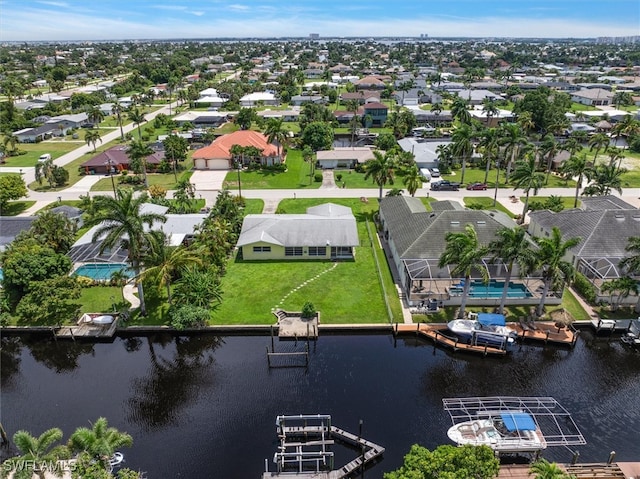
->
[193,130,282,170]
[316,147,375,169]
[79,145,164,175]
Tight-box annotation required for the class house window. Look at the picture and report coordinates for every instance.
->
[308,247,326,256]
[253,246,271,253]
[285,247,303,256]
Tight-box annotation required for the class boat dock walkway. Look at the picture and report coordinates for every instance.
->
[508,321,578,347]
[395,323,508,356]
[264,415,384,479]
[56,320,118,339]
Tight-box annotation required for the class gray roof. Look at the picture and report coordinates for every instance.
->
[380,196,516,259]
[430,200,464,211]
[397,138,450,165]
[237,203,359,248]
[580,195,634,211]
[50,205,83,218]
[0,216,36,250]
[529,208,640,259]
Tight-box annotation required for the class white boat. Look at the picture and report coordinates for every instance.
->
[447,313,516,349]
[109,452,124,467]
[92,315,114,325]
[447,412,547,453]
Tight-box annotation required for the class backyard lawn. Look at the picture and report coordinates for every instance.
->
[211,197,403,325]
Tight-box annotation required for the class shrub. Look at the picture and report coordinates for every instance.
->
[169,304,211,330]
[573,272,596,304]
[301,301,316,319]
[314,172,323,182]
[75,276,96,287]
[335,173,343,182]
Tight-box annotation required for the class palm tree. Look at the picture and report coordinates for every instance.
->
[583,163,625,197]
[451,123,475,185]
[112,104,125,141]
[264,117,288,159]
[126,139,152,188]
[529,459,571,479]
[601,277,638,312]
[363,150,396,200]
[84,129,102,152]
[534,226,581,316]
[620,237,640,312]
[139,233,204,304]
[90,190,167,315]
[302,146,315,184]
[68,417,133,468]
[517,111,535,134]
[345,99,360,146]
[478,127,500,184]
[2,134,18,157]
[499,123,527,183]
[128,106,146,140]
[539,133,559,185]
[588,132,610,163]
[88,105,105,126]
[431,101,443,127]
[510,153,545,224]
[402,164,423,197]
[3,428,69,479]
[489,227,537,314]
[438,224,489,319]
[451,96,471,125]
[482,98,499,125]
[35,158,56,188]
[561,153,590,208]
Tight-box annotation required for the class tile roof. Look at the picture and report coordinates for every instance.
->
[80,145,164,168]
[380,196,517,259]
[193,130,279,160]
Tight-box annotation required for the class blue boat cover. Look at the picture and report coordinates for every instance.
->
[477,313,506,326]
[501,412,536,432]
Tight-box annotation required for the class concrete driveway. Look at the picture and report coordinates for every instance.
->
[190,169,229,191]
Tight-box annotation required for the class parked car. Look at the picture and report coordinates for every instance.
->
[466,182,488,190]
[429,167,441,177]
[38,153,51,163]
[430,180,460,191]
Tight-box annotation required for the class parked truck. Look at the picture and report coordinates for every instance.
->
[430,180,460,191]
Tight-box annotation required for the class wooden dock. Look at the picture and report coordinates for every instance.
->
[508,321,579,347]
[395,323,508,356]
[265,415,384,479]
[55,313,119,340]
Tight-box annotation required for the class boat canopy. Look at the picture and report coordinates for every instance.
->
[501,412,536,432]
[477,313,506,326]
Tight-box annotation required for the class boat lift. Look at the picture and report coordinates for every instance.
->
[443,396,586,450]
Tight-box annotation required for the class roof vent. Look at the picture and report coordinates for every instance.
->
[476,221,486,225]
[615,214,625,221]
[450,221,460,225]
[430,213,436,218]
[633,216,640,221]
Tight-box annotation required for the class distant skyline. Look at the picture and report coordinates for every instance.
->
[1,0,638,42]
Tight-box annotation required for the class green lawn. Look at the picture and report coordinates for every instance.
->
[519,196,581,210]
[462,196,516,217]
[79,286,128,314]
[444,167,575,189]
[621,169,640,188]
[550,288,589,321]
[223,150,320,189]
[570,103,598,112]
[0,201,36,216]
[243,199,264,214]
[0,141,81,168]
[91,159,194,192]
[212,197,402,324]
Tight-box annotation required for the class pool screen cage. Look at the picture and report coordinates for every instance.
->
[442,396,586,448]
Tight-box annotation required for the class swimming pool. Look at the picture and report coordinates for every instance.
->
[464,280,533,298]
[73,263,134,281]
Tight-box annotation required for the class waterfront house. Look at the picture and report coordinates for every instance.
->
[237,203,359,261]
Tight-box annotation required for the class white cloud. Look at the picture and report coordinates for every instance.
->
[35,0,69,7]
[228,4,250,12]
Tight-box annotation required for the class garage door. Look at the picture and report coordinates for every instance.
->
[194,158,207,170]
[207,159,230,170]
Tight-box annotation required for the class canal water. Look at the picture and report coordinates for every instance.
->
[1,331,639,478]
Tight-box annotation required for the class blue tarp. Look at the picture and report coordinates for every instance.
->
[477,313,506,326]
[501,412,537,432]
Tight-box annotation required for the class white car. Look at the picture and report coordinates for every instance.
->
[430,167,441,177]
[38,153,51,163]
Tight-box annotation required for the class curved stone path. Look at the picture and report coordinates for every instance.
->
[122,283,140,309]
[274,262,339,310]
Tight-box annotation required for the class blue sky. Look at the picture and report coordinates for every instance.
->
[1,0,638,41]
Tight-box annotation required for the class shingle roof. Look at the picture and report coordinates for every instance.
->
[580,195,634,211]
[380,196,516,259]
[0,217,36,250]
[529,208,640,259]
[193,130,278,160]
[237,203,359,248]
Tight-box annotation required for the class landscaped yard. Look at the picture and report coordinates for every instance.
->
[211,197,403,324]
[223,149,320,189]
[0,201,36,216]
[519,196,581,209]
[0,141,82,168]
[79,286,128,315]
[462,196,516,217]
[443,167,575,189]
[91,157,195,191]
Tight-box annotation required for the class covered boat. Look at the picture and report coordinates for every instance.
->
[447,313,516,349]
[447,411,547,453]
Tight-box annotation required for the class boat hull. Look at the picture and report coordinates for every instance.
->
[447,419,547,453]
[447,319,516,349]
